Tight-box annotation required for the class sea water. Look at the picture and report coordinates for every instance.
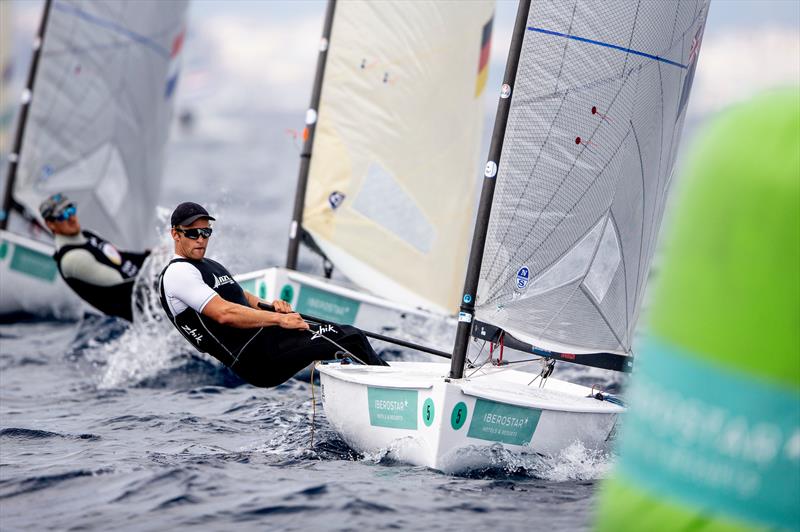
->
[0,316,617,531]
[0,111,622,531]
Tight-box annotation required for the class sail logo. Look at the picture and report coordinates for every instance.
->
[213,274,234,289]
[40,164,54,182]
[515,266,530,290]
[328,191,346,210]
[165,28,185,99]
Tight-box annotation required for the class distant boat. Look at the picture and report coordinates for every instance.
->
[235,0,495,344]
[317,0,709,472]
[0,0,188,319]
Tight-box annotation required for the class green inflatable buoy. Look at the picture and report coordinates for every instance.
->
[596,88,800,531]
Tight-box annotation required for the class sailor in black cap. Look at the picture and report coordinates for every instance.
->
[40,193,151,321]
[158,201,387,388]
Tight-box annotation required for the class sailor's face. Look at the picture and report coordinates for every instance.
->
[46,213,80,236]
[173,218,211,260]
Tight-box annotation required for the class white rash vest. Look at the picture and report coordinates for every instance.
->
[161,255,219,316]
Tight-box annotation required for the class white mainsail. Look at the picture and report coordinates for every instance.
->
[475,1,709,355]
[10,0,187,250]
[302,1,495,315]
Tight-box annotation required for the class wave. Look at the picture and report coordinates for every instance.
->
[60,247,245,390]
[357,440,614,481]
[132,355,245,389]
[447,441,615,481]
[0,468,111,499]
[0,428,101,441]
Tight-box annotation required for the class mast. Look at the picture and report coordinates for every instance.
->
[450,0,531,379]
[285,0,336,269]
[0,0,52,230]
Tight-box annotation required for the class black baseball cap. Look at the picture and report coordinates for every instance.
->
[170,202,216,227]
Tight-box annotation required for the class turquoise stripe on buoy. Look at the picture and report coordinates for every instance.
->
[618,336,800,530]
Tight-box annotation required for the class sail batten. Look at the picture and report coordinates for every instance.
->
[475,0,709,355]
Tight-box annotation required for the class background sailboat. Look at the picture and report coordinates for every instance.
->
[317,0,709,472]
[0,0,188,319]
[235,0,495,338]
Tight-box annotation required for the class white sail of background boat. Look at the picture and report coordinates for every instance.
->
[236,0,494,336]
[299,1,494,315]
[317,0,710,472]
[0,0,188,318]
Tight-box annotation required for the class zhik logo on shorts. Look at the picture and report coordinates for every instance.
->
[311,324,337,340]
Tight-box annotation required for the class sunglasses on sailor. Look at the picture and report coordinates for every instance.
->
[48,204,77,222]
[175,227,213,240]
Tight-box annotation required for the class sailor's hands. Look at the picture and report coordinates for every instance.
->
[278,312,309,330]
[271,299,293,313]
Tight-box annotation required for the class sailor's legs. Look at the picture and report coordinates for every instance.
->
[236,324,386,387]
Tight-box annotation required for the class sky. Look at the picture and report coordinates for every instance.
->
[7,0,800,125]
[182,0,800,122]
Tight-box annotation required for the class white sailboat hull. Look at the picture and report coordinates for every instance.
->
[0,252,452,325]
[317,361,622,473]
[235,267,456,351]
[0,229,83,319]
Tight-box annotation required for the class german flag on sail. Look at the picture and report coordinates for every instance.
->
[475,15,493,97]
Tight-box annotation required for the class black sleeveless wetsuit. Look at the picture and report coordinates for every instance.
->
[53,230,150,321]
[158,257,386,388]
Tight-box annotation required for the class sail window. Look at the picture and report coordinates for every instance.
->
[93,144,129,217]
[351,162,434,254]
[583,217,621,303]
[526,217,604,297]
